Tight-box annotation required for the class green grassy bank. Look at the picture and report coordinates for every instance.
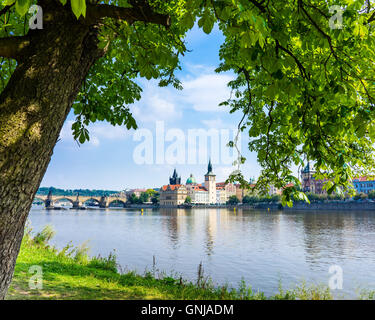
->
[5,225,372,300]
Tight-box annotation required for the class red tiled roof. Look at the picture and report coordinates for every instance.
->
[161,184,183,191]
[353,176,374,182]
[190,185,207,191]
[284,183,294,188]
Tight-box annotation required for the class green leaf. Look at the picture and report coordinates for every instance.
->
[3,0,15,5]
[272,69,284,80]
[181,12,195,29]
[15,0,30,16]
[71,0,86,19]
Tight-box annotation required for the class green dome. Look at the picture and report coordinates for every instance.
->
[186,174,196,184]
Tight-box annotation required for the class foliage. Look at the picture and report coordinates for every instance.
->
[242,194,281,204]
[226,195,239,205]
[368,190,375,199]
[305,192,350,201]
[151,196,159,205]
[128,193,141,204]
[354,192,368,200]
[214,0,375,203]
[184,195,192,204]
[33,225,56,245]
[2,0,375,202]
[146,189,157,197]
[139,192,150,203]
[36,187,119,197]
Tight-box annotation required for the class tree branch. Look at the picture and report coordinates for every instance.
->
[368,10,375,23]
[275,40,309,80]
[0,4,14,17]
[0,36,30,60]
[86,3,171,27]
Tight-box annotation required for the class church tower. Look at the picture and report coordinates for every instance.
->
[204,159,216,204]
[169,168,181,185]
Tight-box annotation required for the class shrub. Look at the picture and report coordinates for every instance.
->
[33,225,56,245]
[226,195,239,205]
[72,240,90,264]
[184,196,192,204]
[354,192,368,200]
[88,251,118,272]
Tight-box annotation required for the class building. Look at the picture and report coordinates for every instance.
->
[234,177,258,202]
[160,162,239,205]
[125,188,147,198]
[353,177,375,194]
[187,184,209,204]
[236,184,244,202]
[186,173,197,185]
[169,168,181,185]
[216,181,237,202]
[268,185,281,196]
[159,184,187,206]
[216,185,227,204]
[301,162,325,194]
[204,159,217,204]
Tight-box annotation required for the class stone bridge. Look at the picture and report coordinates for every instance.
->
[34,192,127,209]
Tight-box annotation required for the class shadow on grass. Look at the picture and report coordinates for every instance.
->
[8,261,169,300]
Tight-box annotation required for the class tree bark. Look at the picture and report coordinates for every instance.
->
[0,4,105,299]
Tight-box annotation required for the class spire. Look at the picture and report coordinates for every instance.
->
[302,162,311,174]
[207,158,213,174]
[169,168,181,185]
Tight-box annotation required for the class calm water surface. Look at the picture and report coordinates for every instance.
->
[28,206,375,298]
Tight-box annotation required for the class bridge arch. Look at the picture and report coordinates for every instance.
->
[82,198,101,206]
[108,199,126,208]
[53,197,74,206]
[33,196,46,204]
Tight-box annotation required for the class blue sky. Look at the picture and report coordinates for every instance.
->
[40,25,262,190]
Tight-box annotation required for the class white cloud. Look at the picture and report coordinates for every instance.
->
[215,166,237,182]
[90,136,100,147]
[183,63,216,77]
[89,124,130,140]
[131,66,234,126]
[132,94,182,123]
[59,120,130,148]
[201,118,237,130]
[181,73,233,112]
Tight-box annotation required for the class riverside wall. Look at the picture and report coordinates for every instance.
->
[247,201,375,211]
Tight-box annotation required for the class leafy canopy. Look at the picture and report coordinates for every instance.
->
[1,0,375,204]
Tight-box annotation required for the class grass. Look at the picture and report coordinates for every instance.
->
[6,225,372,300]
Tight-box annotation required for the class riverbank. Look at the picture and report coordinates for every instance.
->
[247,200,375,211]
[6,226,344,300]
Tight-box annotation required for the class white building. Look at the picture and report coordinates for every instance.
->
[185,161,235,205]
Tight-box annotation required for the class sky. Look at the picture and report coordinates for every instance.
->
[40,25,263,190]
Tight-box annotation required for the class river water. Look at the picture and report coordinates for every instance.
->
[28,205,375,298]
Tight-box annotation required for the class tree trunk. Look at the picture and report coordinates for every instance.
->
[0,5,105,299]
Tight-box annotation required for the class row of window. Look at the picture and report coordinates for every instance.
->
[354,184,374,188]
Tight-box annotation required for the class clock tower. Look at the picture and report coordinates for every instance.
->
[204,159,216,204]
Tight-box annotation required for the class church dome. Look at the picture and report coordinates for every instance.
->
[186,174,196,184]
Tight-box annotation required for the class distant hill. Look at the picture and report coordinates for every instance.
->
[37,187,120,197]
